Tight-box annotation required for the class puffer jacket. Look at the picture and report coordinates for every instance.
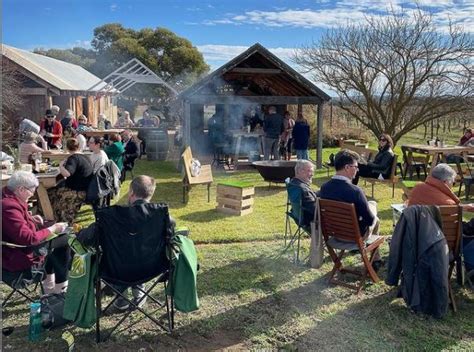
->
[386,205,449,318]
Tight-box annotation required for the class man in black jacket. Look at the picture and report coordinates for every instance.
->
[121,130,139,182]
[263,106,284,160]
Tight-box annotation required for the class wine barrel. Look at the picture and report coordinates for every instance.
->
[146,129,169,161]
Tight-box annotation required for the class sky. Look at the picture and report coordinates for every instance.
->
[2,0,473,92]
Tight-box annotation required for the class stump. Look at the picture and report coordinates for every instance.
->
[216,181,254,216]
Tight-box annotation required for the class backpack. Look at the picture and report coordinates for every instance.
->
[85,161,120,204]
[41,293,71,329]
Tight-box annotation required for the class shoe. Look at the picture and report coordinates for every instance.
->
[372,260,384,272]
[112,296,130,312]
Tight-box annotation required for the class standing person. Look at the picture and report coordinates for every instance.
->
[353,133,394,185]
[121,130,139,181]
[88,137,109,173]
[105,133,125,171]
[19,132,45,163]
[2,171,69,293]
[40,109,63,149]
[292,114,310,160]
[48,138,94,223]
[281,111,295,160]
[263,106,284,160]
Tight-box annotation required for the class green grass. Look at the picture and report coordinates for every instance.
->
[2,126,474,350]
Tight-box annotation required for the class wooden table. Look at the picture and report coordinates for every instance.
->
[82,129,124,138]
[42,150,92,162]
[402,144,474,171]
[1,169,62,221]
[231,130,264,169]
[35,168,63,221]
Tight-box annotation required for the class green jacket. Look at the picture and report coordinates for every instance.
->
[105,141,125,171]
[168,235,199,313]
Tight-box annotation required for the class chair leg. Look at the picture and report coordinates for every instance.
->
[207,183,211,203]
[458,182,463,197]
[371,183,374,198]
[1,288,17,308]
[466,183,471,200]
[449,284,457,312]
[392,183,395,198]
[96,277,102,343]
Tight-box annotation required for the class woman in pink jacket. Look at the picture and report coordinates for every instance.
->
[2,171,69,293]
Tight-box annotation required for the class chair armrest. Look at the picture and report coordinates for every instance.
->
[1,241,27,248]
[175,226,190,237]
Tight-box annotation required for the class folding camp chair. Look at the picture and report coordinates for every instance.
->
[94,203,175,342]
[318,198,385,293]
[2,266,44,309]
[284,178,311,264]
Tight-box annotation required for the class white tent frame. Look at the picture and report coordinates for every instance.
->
[87,58,177,95]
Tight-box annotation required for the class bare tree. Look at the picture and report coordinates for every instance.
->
[294,9,473,143]
[1,63,24,146]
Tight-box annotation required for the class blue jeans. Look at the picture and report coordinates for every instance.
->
[296,149,309,160]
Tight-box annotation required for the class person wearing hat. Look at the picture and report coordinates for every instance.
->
[19,132,45,163]
[40,109,63,149]
[60,109,79,133]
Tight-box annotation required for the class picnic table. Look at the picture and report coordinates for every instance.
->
[402,144,473,171]
[1,168,62,221]
[42,150,92,162]
[82,129,124,138]
[230,130,264,169]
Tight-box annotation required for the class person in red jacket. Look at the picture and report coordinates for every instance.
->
[40,109,63,149]
[2,171,69,293]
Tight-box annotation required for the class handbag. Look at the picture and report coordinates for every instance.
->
[41,293,71,329]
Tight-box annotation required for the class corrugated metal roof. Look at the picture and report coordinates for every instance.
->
[1,44,107,92]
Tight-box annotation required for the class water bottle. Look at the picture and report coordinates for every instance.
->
[28,302,43,342]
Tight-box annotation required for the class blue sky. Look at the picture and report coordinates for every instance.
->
[3,0,473,75]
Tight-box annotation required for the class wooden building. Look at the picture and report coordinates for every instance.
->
[1,44,117,126]
[177,43,331,167]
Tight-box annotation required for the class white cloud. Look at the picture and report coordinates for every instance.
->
[202,1,473,32]
[197,44,296,63]
[110,4,117,12]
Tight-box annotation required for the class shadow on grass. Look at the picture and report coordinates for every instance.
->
[178,209,227,223]
[197,256,309,296]
[254,185,286,197]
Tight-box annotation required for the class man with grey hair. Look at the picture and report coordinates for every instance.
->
[77,175,158,310]
[287,160,317,227]
[408,163,474,212]
[2,171,69,293]
[263,106,284,160]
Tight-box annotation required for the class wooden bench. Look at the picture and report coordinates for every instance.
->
[318,198,385,293]
[362,154,399,198]
[181,146,213,203]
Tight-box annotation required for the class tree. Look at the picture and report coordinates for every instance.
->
[1,63,24,146]
[294,9,473,143]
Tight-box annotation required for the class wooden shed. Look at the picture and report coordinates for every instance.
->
[1,44,117,126]
[178,43,331,167]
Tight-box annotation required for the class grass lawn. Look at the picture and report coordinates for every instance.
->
[2,133,474,350]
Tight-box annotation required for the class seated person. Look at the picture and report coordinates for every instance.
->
[97,113,112,130]
[19,132,45,163]
[47,138,94,223]
[319,149,381,267]
[105,133,125,171]
[115,111,135,128]
[2,171,69,293]
[287,160,317,228]
[88,136,109,173]
[77,175,162,310]
[60,109,79,132]
[408,163,474,212]
[353,133,394,185]
[459,128,474,146]
[76,115,94,133]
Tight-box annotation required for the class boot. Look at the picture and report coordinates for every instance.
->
[42,274,55,294]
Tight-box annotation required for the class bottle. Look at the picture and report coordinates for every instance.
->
[29,302,43,342]
[98,120,105,130]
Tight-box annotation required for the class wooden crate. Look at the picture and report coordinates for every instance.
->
[216,183,255,216]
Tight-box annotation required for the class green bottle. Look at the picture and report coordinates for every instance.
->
[28,302,43,342]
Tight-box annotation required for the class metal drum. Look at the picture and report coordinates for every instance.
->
[146,129,169,161]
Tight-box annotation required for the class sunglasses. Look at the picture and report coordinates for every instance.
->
[46,116,55,118]
[379,138,387,142]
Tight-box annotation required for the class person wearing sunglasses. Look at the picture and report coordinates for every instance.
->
[353,133,395,185]
[39,109,63,149]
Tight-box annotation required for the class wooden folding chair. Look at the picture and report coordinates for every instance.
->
[181,146,213,203]
[318,199,385,293]
[362,154,399,198]
[438,205,463,312]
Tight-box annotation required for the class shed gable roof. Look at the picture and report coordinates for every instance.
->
[1,44,107,92]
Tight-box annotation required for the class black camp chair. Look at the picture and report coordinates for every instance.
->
[94,203,175,342]
[284,178,311,264]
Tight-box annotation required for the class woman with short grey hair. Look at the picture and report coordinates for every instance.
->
[431,163,457,185]
[2,171,69,293]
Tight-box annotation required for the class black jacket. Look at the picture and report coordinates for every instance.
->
[367,147,394,177]
[123,139,139,170]
[287,178,317,227]
[386,205,449,318]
